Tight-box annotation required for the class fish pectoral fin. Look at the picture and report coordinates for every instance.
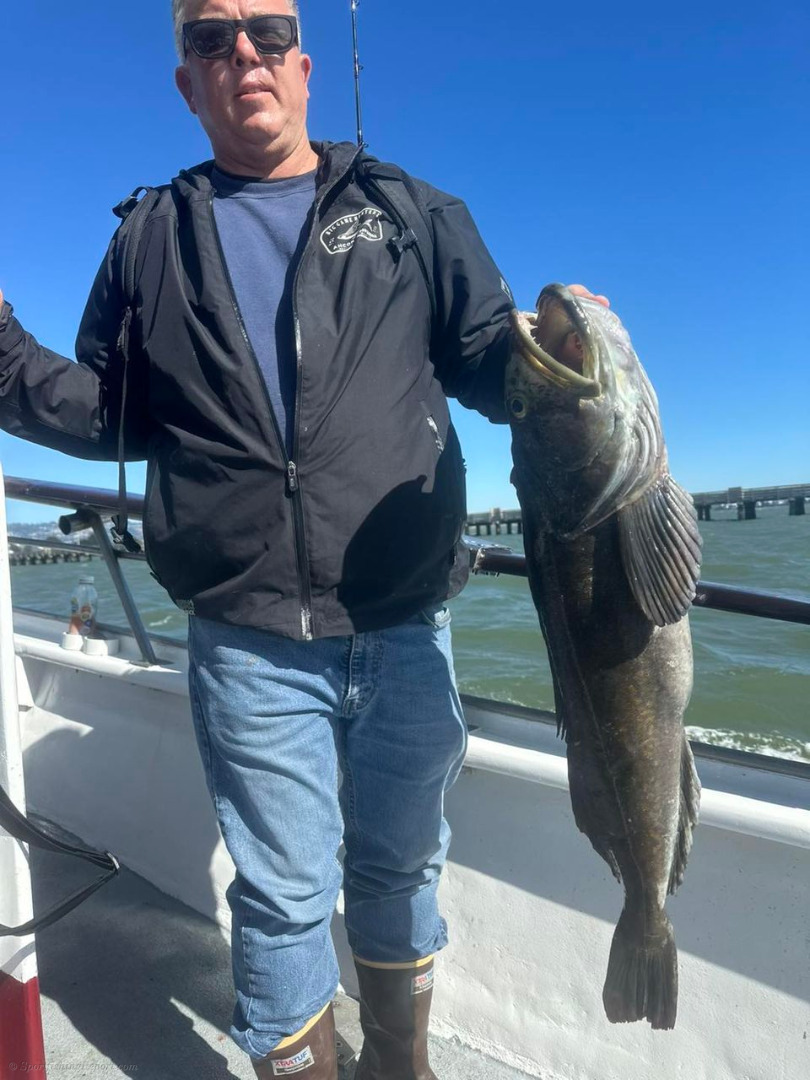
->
[617,475,703,626]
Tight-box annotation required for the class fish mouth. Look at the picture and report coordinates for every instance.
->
[511,284,600,398]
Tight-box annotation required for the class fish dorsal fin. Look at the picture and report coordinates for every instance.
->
[617,475,702,626]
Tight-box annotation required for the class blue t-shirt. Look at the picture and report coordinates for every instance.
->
[211,166,316,457]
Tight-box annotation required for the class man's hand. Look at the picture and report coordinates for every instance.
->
[567,283,610,308]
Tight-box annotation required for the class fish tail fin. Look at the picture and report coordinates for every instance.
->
[602,906,678,1030]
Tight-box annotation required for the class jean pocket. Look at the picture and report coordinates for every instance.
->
[419,604,452,630]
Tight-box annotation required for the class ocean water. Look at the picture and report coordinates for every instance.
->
[8,505,810,761]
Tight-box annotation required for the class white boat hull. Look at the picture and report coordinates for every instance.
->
[12,612,810,1080]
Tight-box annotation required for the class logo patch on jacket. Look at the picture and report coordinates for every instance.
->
[321,208,384,254]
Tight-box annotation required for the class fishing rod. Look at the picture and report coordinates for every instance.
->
[350,0,366,147]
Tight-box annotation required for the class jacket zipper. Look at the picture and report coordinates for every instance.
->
[286,149,364,641]
[207,149,363,641]
[208,195,315,639]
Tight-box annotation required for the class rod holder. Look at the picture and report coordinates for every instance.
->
[59,509,96,536]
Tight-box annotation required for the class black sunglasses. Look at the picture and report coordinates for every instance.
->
[183,15,299,59]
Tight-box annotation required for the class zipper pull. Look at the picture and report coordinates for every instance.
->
[301,606,313,641]
[286,461,299,495]
[426,414,445,453]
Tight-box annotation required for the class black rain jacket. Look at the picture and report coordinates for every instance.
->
[0,141,514,639]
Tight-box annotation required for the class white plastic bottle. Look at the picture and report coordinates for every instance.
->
[68,575,98,638]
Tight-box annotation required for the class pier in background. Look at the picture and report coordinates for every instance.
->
[691,484,809,521]
[465,509,523,536]
[465,484,809,534]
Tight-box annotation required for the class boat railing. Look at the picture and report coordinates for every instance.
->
[5,476,155,665]
[469,545,810,625]
[4,472,810,658]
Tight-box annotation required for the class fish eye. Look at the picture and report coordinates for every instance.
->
[510,397,527,420]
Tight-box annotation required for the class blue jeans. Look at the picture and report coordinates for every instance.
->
[186,607,468,1060]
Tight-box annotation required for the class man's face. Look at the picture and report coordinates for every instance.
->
[175,0,312,167]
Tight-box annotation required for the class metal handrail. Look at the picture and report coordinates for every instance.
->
[5,477,156,664]
[469,546,810,626]
[5,476,145,517]
[4,476,810,651]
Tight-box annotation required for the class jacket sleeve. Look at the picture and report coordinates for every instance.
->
[421,182,515,424]
[0,227,149,461]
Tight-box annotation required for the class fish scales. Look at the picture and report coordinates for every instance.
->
[506,284,702,1030]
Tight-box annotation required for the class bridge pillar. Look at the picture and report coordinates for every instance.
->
[697,505,711,521]
[789,497,806,516]
[741,500,757,520]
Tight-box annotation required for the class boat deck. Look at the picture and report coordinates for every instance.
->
[31,815,534,1080]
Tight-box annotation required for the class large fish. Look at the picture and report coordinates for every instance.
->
[506,284,702,1029]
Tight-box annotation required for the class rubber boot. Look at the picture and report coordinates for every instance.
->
[252,1002,338,1079]
[353,957,438,1080]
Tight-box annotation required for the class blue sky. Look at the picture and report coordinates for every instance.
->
[1,1,807,523]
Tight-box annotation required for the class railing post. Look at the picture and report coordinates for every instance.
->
[0,465,48,1077]
[88,514,159,666]
[57,507,158,665]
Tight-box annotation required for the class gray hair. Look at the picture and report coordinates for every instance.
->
[172,2,302,60]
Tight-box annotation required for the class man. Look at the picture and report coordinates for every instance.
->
[0,2,607,1076]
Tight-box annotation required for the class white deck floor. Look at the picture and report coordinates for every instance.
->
[31,815,535,1080]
